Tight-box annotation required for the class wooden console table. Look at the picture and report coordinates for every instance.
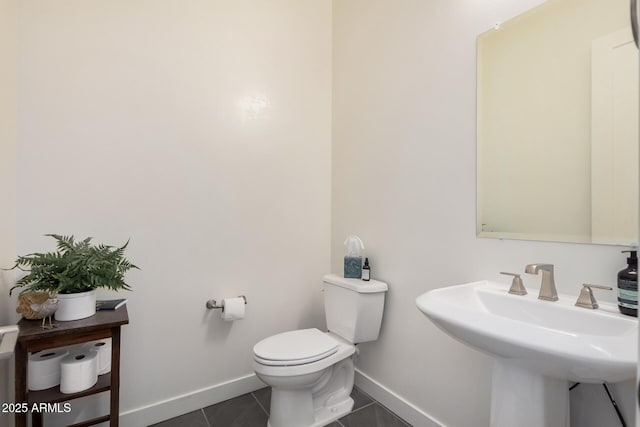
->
[14,307,129,427]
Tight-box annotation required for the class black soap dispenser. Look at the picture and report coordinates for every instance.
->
[618,250,638,317]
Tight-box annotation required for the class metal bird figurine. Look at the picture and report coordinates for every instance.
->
[16,291,59,329]
[31,298,58,329]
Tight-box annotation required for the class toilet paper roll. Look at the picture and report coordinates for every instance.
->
[61,343,85,355]
[28,349,69,391]
[60,351,98,394]
[221,297,245,321]
[83,339,111,375]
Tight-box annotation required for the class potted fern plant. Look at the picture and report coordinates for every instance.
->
[8,234,138,321]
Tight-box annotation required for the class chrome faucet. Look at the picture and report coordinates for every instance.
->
[525,264,558,301]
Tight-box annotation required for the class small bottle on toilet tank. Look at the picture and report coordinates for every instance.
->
[362,258,370,281]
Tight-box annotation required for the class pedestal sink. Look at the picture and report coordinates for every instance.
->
[415,281,637,427]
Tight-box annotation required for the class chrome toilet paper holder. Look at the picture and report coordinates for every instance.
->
[205,295,247,311]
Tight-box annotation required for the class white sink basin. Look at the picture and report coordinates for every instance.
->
[416,280,636,382]
[416,280,638,427]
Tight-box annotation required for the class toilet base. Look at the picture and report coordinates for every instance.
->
[267,396,353,427]
[255,333,357,427]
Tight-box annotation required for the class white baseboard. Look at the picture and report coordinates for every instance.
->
[120,373,265,427]
[354,368,445,427]
[119,368,443,427]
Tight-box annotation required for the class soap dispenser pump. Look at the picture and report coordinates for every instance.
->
[618,250,638,317]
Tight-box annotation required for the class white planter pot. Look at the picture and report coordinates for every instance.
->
[55,290,96,321]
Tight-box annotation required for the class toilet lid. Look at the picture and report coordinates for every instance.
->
[253,328,338,366]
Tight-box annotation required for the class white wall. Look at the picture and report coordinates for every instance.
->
[10,1,638,426]
[0,0,17,426]
[332,0,635,426]
[16,0,331,425]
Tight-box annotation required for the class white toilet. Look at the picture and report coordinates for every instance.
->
[252,274,388,427]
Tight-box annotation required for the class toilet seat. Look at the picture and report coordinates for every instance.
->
[253,331,355,378]
[253,328,338,366]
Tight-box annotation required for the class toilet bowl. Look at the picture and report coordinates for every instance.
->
[253,329,356,427]
[252,274,388,427]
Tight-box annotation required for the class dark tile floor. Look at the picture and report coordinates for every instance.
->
[150,386,411,427]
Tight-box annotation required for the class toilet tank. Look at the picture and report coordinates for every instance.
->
[323,274,388,343]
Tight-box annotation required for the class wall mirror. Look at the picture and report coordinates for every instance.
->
[477,0,638,245]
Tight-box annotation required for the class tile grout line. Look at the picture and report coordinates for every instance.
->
[251,391,270,417]
[353,389,412,426]
[368,399,412,426]
[192,389,408,427]
[200,408,212,427]
[348,400,376,415]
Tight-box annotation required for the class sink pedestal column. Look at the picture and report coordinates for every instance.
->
[490,359,570,427]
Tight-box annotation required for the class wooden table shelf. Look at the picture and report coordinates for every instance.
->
[27,373,112,405]
[15,307,129,427]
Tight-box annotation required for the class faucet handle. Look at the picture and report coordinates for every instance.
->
[500,272,527,295]
[575,284,613,309]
